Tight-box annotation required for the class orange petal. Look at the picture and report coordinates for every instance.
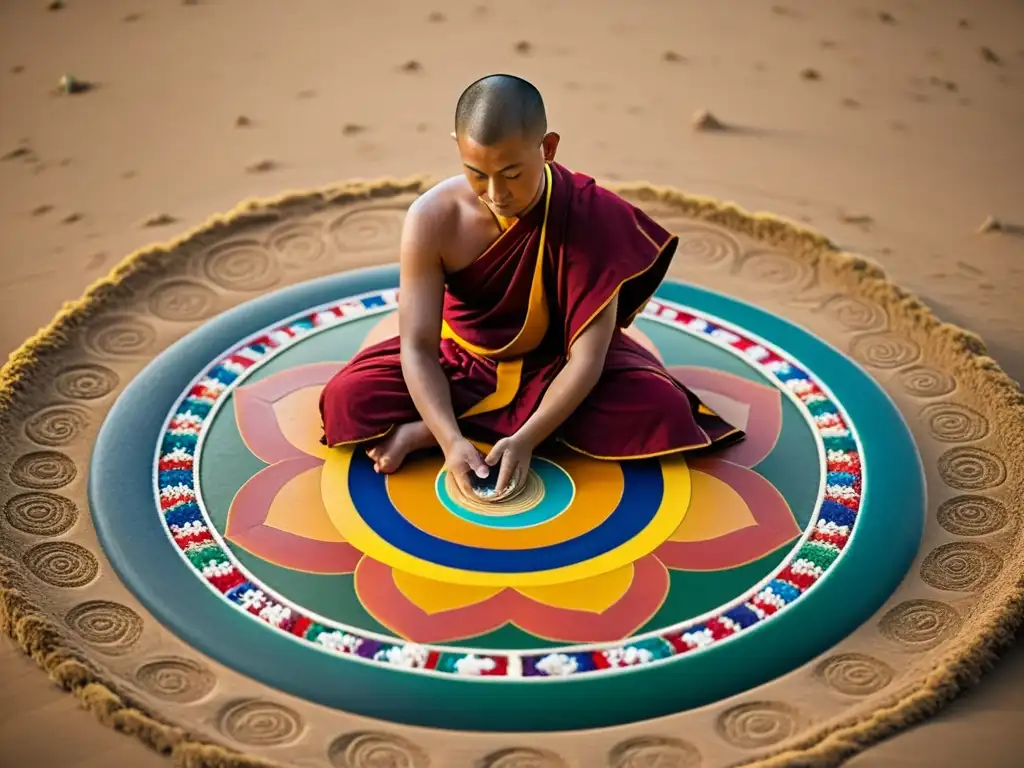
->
[271,386,331,460]
[263,464,344,542]
[667,468,755,542]
[358,310,399,353]
[225,457,361,574]
[655,459,801,571]
[517,564,634,614]
[623,324,664,363]
[234,362,345,463]
[392,569,503,615]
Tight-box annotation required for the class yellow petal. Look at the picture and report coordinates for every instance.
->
[264,464,345,542]
[271,386,330,460]
[668,469,756,542]
[392,569,503,615]
[517,564,634,614]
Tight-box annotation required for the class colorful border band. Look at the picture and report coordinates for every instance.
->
[154,290,863,680]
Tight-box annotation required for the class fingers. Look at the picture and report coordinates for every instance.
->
[485,440,505,467]
[495,456,515,495]
[467,448,490,478]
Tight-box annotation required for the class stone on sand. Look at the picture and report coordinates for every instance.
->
[245,159,277,174]
[980,47,1002,65]
[140,213,177,228]
[691,109,727,132]
[977,216,1004,234]
[58,74,92,95]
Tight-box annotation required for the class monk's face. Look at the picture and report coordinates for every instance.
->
[457,131,559,218]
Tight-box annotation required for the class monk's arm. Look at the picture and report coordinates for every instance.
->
[397,201,463,451]
[515,295,619,449]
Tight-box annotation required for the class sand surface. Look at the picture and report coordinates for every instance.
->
[1,0,1022,765]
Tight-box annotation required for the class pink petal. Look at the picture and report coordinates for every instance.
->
[225,457,362,575]
[655,458,801,571]
[234,362,345,463]
[668,365,783,467]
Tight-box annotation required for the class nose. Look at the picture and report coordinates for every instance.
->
[488,178,509,205]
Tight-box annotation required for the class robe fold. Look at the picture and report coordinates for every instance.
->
[319,161,744,458]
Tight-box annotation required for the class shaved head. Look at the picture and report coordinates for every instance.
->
[454,74,547,146]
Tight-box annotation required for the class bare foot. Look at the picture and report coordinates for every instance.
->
[366,421,436,473]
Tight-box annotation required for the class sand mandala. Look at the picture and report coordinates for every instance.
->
[1,178,1021,768]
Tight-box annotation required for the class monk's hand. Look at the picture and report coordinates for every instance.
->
[486,436,533,499]
[443,437,490,498]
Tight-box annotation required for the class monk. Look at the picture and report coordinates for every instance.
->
[319,74,743,499]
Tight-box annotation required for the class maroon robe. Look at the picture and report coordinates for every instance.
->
[319,161,743,458]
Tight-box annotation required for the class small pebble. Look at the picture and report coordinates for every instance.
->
[2,145,33,161]
[245,159,277,173]
[140,213,177,227]
[514,40,532,55]
[662,50,685,63]
[428,11,445,22]
[31,204,53,216]
[839,211,874,226]
[691,109,726,131]
[47,1,65,11]
[123,12,142,22]
[58,73,92,94]
[841,97,861,109]
[401,60,422,73]
[878,11,896,24]
[234,115,252,128]
[61,212,83,224]
[958,18,971,29]
[800,67,821,81]
[977,215,1003,234]
[980,46,1002,65]
[11,65,25,74]
[342,123,366,136]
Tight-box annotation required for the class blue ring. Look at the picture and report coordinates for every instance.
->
[348,450,662,572]
[434,458,575,530]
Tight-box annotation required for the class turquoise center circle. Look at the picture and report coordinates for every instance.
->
[434,457,575,529]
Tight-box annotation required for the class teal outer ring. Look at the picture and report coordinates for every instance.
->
[90,265,925,732]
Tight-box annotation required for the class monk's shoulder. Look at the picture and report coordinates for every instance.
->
[402,178,465,252]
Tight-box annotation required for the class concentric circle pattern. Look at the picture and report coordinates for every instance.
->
[2,180,1003,768]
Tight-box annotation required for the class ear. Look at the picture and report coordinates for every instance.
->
[450,131,458,141]
[541,132,560,162]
